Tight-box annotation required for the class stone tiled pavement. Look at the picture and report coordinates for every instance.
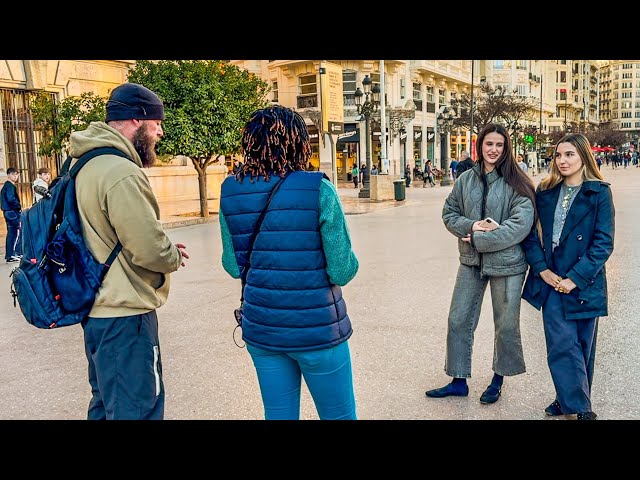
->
[1,167,639,421]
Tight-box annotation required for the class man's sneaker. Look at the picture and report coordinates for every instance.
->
[10,255,22,261]
[6,257,19,263]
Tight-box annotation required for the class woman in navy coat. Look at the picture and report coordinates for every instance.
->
[522,133,615,420]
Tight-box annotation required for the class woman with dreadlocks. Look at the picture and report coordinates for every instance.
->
[219,105,359,420]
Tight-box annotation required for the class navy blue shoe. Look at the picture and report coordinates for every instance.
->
[545,400,563,416]
[479,385,502,404]
[425,382,469,398]
[577,411,597,420]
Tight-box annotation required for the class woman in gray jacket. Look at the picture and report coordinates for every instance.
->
[425,123,536,405]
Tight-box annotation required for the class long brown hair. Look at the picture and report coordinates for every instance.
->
[475,123,537,218]
[539,133,604,191]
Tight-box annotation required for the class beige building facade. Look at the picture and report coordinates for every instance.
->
[0,60,225,255]
[232,60,488,179]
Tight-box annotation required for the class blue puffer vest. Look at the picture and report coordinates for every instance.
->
[220,171,352,352]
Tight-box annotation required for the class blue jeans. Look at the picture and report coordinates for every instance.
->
[247,341,357,420]
[445,265,526,378]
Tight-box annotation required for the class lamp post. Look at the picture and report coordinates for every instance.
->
[510,120,521,157]
[561,88,568,131]
[354,75,381,199]
[437,107,455,186]
[387,100,416,175]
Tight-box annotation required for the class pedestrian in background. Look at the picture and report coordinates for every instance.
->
[32,167,51,203]
[450,157,459,180]
[425,123,536,405]
[232,157,243,175]
[68,83,189,420]
[1,167,22,262]
[351,163,359,188]
[423,159,436,187]
[517,153,528,173]
[521,133,614,420]
[454,150,473,178]
[219,105,359,420]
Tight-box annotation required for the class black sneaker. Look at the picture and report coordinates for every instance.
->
[6,258,19,263]
[576,411,597,420]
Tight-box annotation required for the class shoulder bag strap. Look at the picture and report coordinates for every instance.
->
[240,174,288,302]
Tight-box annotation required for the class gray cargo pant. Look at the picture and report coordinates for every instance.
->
[444,264,526,378]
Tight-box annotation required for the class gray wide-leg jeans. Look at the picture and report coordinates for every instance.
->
[444,264,526,378]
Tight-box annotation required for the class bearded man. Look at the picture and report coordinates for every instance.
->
[68,83,190,420]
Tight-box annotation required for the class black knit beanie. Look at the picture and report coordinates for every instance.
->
[105,83,165,122]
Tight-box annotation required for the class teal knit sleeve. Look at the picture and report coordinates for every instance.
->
[219,209,240,279]
[319,178,359,285]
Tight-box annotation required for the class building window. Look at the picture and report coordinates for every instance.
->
[413,82,422,101]
[493,60,504,69]
[515,60,527,70]
[560,71,567,83]
[439,88,446,106]
[297,73,318,108]
[343,70,356,106]
[370,72,381,93]
[426,85,434,103]
[271,81,278,103]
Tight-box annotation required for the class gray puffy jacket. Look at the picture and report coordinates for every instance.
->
[442,164,534,277]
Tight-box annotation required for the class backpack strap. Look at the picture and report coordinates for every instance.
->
[69,147,131,179]
[69,147,131,276]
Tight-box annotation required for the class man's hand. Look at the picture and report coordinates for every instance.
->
[176,243,189,267]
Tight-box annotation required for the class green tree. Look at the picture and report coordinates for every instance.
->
[29,91,106,157]
[126,60,270,217]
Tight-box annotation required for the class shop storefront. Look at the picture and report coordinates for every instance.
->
[413,128,423,170]
[336,123,359,181]
[308,125,320,170]
[426,128,435,162]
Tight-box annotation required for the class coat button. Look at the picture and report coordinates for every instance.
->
[580,300,585,304]
[578,256,582,260]
[577,235,583,240]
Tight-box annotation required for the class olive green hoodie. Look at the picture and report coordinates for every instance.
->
[68,122,182,317]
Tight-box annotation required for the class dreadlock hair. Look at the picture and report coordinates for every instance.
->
[238,105,312,182]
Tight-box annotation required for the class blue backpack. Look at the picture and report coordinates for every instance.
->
[9,147,129,329]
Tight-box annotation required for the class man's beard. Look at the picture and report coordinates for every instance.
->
[132,123,158,168]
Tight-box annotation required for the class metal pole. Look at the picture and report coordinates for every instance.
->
[379,60,388,174]
[328,134,337,187]
[359,111,371,198]
[440,130,451,186]
[539,74,543,173]
[470,60,475,159]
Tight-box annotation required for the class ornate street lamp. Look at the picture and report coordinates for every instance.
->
[509,120,521,156]
[436,107,455,186]
[354,74,381,199]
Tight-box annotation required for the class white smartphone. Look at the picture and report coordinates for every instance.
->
[478,217,500,231]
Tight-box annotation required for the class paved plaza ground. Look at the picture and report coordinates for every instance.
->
[1,166,639,421]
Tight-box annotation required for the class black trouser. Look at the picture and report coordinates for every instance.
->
[3,210,20,260]
[82,311,165,420]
